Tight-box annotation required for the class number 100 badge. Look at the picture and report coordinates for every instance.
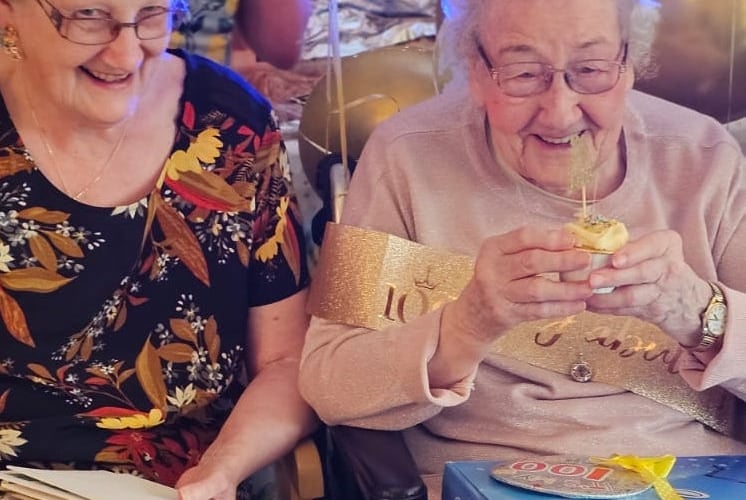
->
[490,455,653,498]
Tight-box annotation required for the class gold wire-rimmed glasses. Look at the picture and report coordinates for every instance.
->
[34,0,187,46]
[476,41,628,97]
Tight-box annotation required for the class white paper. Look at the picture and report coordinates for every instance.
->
[1,467,177,500]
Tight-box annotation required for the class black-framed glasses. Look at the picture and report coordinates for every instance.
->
[35,0,187,45]
[476,42,628,97]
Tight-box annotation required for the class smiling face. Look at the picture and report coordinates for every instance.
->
[1,0,175,127]
[472,0,634,198]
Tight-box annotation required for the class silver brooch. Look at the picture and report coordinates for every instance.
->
[570,354,593,383]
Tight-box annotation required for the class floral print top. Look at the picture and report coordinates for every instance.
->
[0,49,309,487]
[171,0,239,64]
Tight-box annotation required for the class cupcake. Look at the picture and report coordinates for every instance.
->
[560,214,629,293]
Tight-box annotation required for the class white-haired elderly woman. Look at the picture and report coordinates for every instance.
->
[0,1,315,498]
[300,0,746,497]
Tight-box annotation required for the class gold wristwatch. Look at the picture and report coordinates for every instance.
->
[696,281,727,351]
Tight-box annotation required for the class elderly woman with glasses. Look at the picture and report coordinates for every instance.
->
[0,1,315,498]
[299,0,746,497]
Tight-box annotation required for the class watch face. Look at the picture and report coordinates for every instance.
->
[706,303,727,335]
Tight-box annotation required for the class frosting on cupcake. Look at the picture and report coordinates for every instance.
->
[565,215,629,253]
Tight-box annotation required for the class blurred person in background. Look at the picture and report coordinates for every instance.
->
[173,0,312,68]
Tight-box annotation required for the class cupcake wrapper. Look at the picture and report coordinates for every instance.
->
[559,252,615,294]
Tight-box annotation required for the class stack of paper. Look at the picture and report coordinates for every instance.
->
[0,466,177,500]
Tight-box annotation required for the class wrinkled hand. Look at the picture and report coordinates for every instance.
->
[447,226,594,345]
[585,229,711,346]
[176,462,238,500]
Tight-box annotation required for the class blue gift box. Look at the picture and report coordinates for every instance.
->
[442,456,746,499]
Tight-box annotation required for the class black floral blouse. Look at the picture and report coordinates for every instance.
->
[0,49,309,488]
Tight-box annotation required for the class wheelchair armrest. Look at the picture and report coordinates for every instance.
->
[327,425,427,500]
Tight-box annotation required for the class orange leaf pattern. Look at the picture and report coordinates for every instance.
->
[0,53,309,487]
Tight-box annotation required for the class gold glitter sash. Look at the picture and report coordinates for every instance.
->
[308,223,737,436]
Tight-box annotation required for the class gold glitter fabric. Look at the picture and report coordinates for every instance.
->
[308,223,737,436]
[308,222,472,328]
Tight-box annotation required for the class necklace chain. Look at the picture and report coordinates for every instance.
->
[25,99,129,202]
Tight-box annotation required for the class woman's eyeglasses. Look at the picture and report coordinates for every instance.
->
[476,42,628,97]
[35,0,187,46]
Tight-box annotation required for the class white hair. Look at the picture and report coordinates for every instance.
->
[438,0,661,84]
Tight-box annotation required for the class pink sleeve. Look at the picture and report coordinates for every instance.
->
[299,308,477,429]
[679,284,746,400]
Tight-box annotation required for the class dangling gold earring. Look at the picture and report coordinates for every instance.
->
[2,26,24,61]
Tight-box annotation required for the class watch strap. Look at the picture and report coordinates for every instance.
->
[695,281,726,351]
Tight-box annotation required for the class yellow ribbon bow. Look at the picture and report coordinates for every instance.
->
[591,454,682,500]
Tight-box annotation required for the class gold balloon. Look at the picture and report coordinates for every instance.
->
[298,45,439,194]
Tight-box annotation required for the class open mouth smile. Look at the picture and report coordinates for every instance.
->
[81,67,131,83]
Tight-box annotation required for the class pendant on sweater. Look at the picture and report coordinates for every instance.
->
[570,354,593,383]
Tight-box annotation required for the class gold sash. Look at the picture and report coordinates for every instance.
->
[308,223,738,436]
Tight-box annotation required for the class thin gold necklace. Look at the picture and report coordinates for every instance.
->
[25,98,129,202]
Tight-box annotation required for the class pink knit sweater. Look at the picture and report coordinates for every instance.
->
[299,87,746,494]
